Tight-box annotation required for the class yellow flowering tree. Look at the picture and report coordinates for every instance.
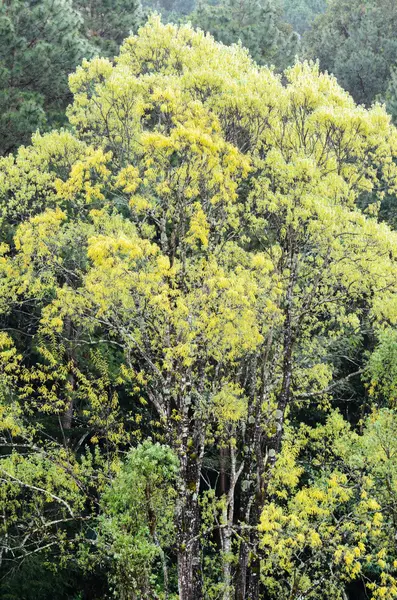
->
[259,410,397,599]
[2,16,397,600]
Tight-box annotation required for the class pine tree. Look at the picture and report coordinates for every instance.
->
[190,0,299,70]
[304,0,397,106]
[75,0,143,56]
[282,0,325,34]
[0,0,94,155]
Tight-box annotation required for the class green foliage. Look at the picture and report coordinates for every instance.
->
[260,410,397,599]
[365,329,397,406]
[75,0,143,56]
[143,0,195,20]
[97,441,179,599]
[384,65,397,124]
[189,0,299,69]
[0,0,144,157]
[0,557,74,600]
[0,0,93,155]
[282,0,325,33]
[304,0,397,107]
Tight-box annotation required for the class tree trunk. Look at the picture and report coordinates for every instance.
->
[221,442,243,600]
[235,494,262,600]
[220,446,228,496]
[235,356,258,600]
[176,412,204,600]
[176,483,203,600]
[264,242,297,486]
[236,241,298,599]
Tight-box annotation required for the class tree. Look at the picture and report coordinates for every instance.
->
[0,0,144,157]
[97,441,178,599]
[75,0,143,56]
[0,0,94,155]
[282,0,325,34]
[259,410,397,599]
[383,65,397,125]
[3,16,397,600]
[304,0,397,107]
[142,0,196,22]
[189,0,299,70]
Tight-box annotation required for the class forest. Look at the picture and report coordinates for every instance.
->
[3,1,397,599]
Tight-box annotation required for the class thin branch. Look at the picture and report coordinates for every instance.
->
[294,369,364,400]
[0,471,74,517]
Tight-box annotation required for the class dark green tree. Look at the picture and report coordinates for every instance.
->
[384,64,397,124]
[142,0,195,21]
[75,0,143,56]
[0,0,94,155]
[304,0,397,106]
[190,0,299,70]
[282,0,325,34]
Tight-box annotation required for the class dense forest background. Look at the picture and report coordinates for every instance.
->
[3,1,397,599]
[5,0,397,157]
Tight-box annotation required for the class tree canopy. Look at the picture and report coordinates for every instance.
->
[75,0,143,56]
[3,12,397,600]
[282,0,325,34]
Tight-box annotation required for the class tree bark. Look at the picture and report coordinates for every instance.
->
[235,356,259,600]
[220,442,243,600]
[176,479,203,600]
[176,413,204,600]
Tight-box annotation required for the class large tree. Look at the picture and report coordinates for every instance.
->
[3,17,397,600]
